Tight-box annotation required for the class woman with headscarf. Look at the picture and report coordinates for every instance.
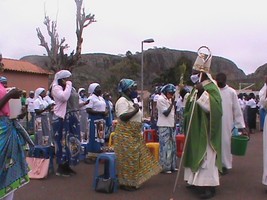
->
[114,78,161,191]
[103,92,114,142]
[33,88,53,146]
[156,83,178,174]
[78,88,89,143]
[51,70,81,177]
[85,83,107,163]
[0,76,7,88]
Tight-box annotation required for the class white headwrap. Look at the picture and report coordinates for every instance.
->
[78,88,86,95]
[34,87,46,99]
[52,70,72,86]
[88,83,100,94]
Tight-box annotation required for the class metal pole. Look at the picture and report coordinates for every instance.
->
[140,38,154,119]
[141,41,144,118]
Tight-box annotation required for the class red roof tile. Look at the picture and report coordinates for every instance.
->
[2,58,51,75]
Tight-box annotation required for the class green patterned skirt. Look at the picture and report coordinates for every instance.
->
[114,121,161,188]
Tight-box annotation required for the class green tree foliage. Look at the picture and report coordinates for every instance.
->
[152,56,193,86]
[102,51,140,96]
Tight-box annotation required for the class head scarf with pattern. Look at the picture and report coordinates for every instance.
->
[161,83,176,94]
[118,78,137,93]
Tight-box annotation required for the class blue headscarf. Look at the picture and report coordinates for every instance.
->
[161,83,176,94]
[0,76,7,83]
[118,79,137,93]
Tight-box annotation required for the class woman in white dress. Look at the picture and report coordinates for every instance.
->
[33,88,53,146]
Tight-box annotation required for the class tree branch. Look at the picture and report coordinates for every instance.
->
[36,0,96,72]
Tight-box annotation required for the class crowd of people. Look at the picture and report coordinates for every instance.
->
[147,47,265,199]
[1,46,267,199]
[0,70,116,199]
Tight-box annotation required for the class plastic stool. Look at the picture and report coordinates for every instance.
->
[30,145,54,173]
[108,132,116,148]
[176,134,185,158]
[93,152,118,192]
[143,129,158,143]
[146,142,159,161]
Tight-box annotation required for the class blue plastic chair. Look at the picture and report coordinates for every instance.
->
[93,152,118,192]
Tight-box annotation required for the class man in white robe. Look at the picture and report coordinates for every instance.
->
[215,73,245,174]
[259,76,267,131]
[259,77,267,186]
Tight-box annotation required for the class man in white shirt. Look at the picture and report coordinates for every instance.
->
[25,91,35,133]
[150,86,162,130]
[215,73,246,175]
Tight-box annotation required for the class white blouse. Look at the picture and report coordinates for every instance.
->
[115,96,142,123]
[33,96,49,114]
[86,94,106,112]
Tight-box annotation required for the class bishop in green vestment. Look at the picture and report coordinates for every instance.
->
[183,46,222,199]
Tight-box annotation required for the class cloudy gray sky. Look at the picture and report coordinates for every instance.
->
[1,0,267,75]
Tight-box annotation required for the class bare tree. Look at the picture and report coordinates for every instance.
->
[0,53,4,72]
[36,0,96,72]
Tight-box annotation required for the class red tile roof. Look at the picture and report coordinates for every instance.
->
[1,58,51,75]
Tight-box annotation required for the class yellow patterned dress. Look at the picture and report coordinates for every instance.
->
[114,120,162,188]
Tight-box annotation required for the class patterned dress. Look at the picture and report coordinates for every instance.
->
[114,96,161,188]
[0,84,30,198]
[53,88,81,166]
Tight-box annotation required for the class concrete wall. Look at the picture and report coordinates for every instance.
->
[2,71,49,93]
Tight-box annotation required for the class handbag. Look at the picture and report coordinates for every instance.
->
[26,157,50,179]
[95,177,115,193]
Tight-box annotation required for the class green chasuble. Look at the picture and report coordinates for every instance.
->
[183,80,222,173]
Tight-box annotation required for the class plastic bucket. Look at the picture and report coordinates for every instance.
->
[176,134,185,158]
[231,135,249,156]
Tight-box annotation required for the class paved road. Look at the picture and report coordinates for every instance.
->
[14,131,267,200]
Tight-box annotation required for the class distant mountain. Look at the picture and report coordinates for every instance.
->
[21,47,264,92]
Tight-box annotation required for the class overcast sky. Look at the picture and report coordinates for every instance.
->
[1,0,267,75]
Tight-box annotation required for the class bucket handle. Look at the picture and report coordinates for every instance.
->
[231,127,250,141]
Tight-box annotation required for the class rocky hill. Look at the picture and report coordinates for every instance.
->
[21,47,263,93]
